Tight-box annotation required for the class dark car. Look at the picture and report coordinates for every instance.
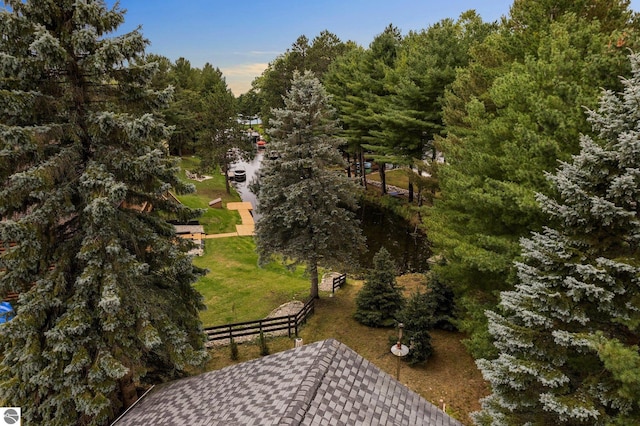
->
[233,169,246,182]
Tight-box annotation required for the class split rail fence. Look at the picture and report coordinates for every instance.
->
[332,273,346,294]
[204,296,315,344]
[204,273,347,344]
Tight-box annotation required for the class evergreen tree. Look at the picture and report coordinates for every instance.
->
[163,58,201,156]
[324,45,369,183]
[354,247,404,327]
[193,63,244,194]
[396,274,455,365]
[422,274,457,331]
[377,12,495,202]
[397,291,433,365]
[428,1,638,358]
[0,1,207,424]
[236,88,261,126]
[474,54,640,425]
[358,24,402,195]
[255,31,349,127]
[254,70,365,299]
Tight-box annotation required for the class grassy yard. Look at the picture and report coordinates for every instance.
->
[176,157,242,234]
[367,168,411,188]
[174,156,310,326]
[191,238,311,326]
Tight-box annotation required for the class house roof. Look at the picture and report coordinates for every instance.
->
[114,339,463,426]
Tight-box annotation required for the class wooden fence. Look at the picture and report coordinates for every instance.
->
[204,296,315,343]
[332,273,346,294]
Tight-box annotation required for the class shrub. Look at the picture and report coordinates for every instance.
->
[423,275,457,331]
[259,331,270,356]
[397,295,434,365]
[229,337,239,361]
[354,248,404,327]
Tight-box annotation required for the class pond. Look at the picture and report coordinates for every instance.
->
[356,200,431,274]
[231,152,431,274]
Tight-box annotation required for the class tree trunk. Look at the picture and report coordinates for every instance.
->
[408,182,414,202]
[346,152,352,178]
[309,259,319,299]
[119,373,138,409]
[379,163,387,195]
[360,150,368,190]
[223,159,231,194]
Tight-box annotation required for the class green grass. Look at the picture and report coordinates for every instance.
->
[175,157,241,234]
[176,155,309,327]
[192,238,310,327]
[367,168,411,189]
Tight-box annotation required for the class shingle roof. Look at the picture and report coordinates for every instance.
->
[114,339,464,426]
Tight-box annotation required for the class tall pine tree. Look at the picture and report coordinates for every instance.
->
[254,70,365,299]
[0,1,207,424]
[474,53,640,425]
[428,0,638,358]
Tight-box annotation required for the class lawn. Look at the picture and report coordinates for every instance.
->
[173,156,310,327]
[175,156,242,234]
[367,168,411,188]
[192,237,310,326]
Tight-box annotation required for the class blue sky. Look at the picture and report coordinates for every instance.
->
[111,1,640,95]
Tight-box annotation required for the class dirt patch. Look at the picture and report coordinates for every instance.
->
[397,272,427,295]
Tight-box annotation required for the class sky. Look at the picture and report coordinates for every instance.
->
[110,1,640,96]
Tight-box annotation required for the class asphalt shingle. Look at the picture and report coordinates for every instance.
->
[115,339,464,426]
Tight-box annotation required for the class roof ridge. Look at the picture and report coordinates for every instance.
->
[277,339,339,425]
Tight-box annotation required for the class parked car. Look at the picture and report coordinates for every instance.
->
[234,169,246,182]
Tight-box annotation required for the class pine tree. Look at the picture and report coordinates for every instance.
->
[254,70,365,299]
[397,291,433,365]
[194,63,245,195]
[354,247,404,327]
[428,1,638,359]
[377,12,495,202]
[474,53,640,425]
[0,2,208,424]
[396,274,455,365]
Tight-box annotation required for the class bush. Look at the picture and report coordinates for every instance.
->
[354,248,404,327]
[259,331,270,356]
[423,275,457,331]
[394,275,457,364]
[229,337,239,360]
[397,295,434,365]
